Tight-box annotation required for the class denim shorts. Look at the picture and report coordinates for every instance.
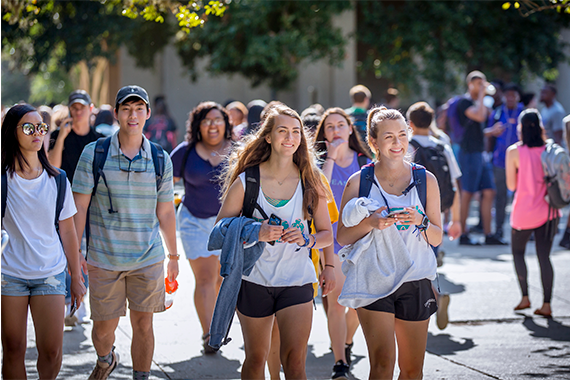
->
[178,204,220,260]
[1,270,67,297]
[458,151,495,193]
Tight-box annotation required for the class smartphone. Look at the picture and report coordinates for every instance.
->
[386,210,409,218]
[68,301,77,318]
[267,213,282,246]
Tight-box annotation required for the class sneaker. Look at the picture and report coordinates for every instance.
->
[88,347,119,380]
[436,294,450,330]
[344,342,353,366]
[64,315,78,327]
[560,231,570,249]
[485,234,507,245]
[332,360,350,380]
[459,234,481,246]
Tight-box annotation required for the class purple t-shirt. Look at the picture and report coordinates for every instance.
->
[330,152,366,253]
[170,142,223,218]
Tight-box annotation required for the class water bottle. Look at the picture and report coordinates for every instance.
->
[165,277,178,310]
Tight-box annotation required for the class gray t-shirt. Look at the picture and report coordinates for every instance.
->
[541,100,565,140]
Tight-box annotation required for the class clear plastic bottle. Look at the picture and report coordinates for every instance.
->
[165,277,179,310]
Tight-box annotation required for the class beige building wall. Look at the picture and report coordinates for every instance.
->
[118,9,357,142]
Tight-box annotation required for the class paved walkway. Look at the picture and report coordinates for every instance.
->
[21,216,570,379]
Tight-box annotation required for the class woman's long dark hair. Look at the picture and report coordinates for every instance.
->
[519,109,545,148]
[184,101,231,150]
[314,107,372,161]
[1,104,59,178]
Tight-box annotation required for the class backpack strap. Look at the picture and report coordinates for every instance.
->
[150,141,165,191]
[92,137,112,196]
[358,163,377,198]
[357,153,368,169]
[179,144,192,180]
[1,171,7,222]
[54,168,67,232]
[243,165,268,220]
[411,163,427,212]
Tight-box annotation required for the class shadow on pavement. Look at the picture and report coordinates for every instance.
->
[436,273,466,295]
[522,316,570,342]
[426,332,476,356]
[153,354,242,379]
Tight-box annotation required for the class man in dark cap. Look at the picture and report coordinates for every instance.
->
[73,85,179,380]
[49,89,103,182]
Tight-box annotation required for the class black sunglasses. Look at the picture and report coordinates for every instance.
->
[18,122,49,136]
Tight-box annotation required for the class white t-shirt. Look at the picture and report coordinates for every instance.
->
[408,135,462,181]
[369,168,437,283]
[2,170,76,279]
[238,172,316,287]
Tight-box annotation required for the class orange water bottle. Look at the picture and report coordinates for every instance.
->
[165,277,178,310]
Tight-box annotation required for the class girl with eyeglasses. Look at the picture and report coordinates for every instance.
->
[216,104,334,379]
[170,101,233,354]
[337,106,443,380]
[1,104,86,379]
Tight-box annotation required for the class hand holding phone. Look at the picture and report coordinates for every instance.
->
[386,210,409,218]
[267,214,282,246]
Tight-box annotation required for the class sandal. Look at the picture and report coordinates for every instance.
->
[533,309,552,318]
[202,333,217,355]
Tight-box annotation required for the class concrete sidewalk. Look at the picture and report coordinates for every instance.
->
[22,222,570,379]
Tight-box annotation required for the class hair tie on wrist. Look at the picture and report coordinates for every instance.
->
[325,264,335,268]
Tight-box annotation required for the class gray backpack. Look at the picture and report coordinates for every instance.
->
[541,140,570,209]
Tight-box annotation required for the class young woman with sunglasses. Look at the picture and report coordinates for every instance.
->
[337,107,442,379]
[170,101,233,353]
[1,104,86,379]
[216,104,334,379]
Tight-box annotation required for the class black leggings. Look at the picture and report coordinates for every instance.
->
[511,218,558,303]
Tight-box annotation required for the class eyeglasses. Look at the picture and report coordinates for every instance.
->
[118,152,148,173]
[17,122,49,136]
[200,118,225,127]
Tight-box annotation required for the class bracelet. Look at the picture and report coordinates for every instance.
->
[326,157,336,162]
[309,234,317,249]
[298,234,310,248]
[325,264,335,268]
[168,254,180,260]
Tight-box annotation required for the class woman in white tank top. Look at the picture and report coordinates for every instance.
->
[337,106,443,380]
[217,104,334,380]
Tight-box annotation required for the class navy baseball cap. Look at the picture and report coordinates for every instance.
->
[68,90,91,106]
[115,85,150,109]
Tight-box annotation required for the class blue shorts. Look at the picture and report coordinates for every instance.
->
[1,270,67,297]
[178,204,220,260]
[458,151,495,193]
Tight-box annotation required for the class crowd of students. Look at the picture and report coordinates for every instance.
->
[1,73,568,380]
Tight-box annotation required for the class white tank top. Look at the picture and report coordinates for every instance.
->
[368,167,437,282]
[238,172,317,287]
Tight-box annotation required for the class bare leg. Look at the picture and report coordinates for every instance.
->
[276,302,313,380]
[267,317,281,380]
[188,256,222,336]
[345,308,359,345]
[325,254,348,363]
[130,310,154,372]
[237,310,274,380]
[357,308,396,380]
[394,318,430,380]
[92,317,120,357]
[1,295,30,380]
[480,188,496,236]
[29,295,65,379]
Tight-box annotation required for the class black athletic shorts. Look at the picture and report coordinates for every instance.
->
[362,279,437,321]
[236,280,314,318]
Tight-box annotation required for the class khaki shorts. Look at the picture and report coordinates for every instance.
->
[88,261,165,321]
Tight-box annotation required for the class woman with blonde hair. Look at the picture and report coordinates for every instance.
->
[337,106,442,379]
[216,104,335,379]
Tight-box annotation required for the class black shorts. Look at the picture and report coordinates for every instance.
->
[362,279,437,321]
[236,280,314,318]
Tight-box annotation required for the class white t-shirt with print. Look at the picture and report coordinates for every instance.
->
[238,172,316,287]
[2,170,76,279]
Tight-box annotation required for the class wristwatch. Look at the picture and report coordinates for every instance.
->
[418,215,430,230]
